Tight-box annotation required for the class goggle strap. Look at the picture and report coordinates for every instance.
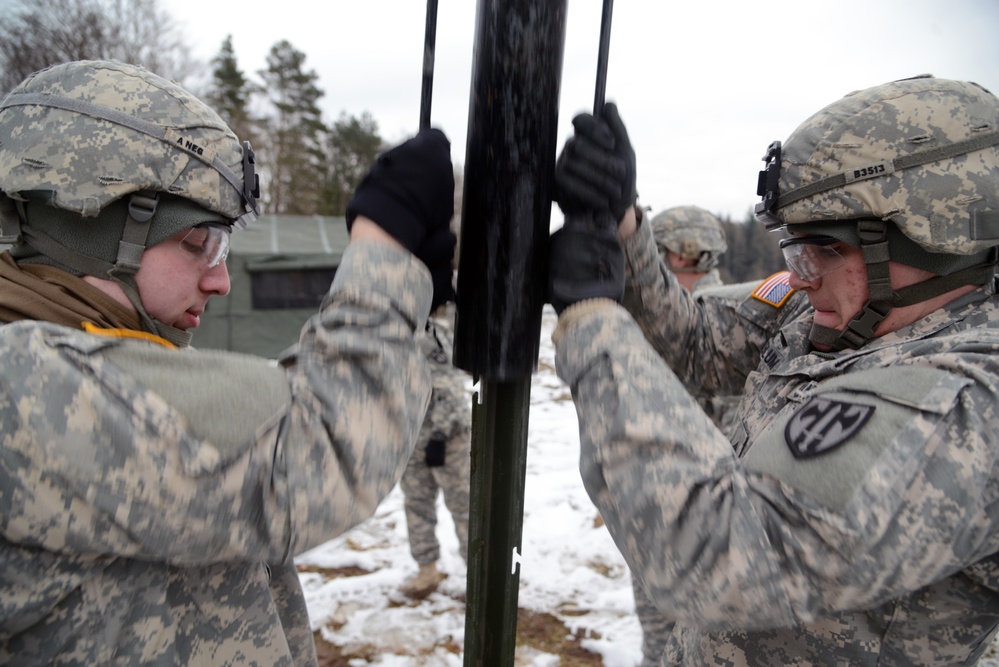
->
[776,129,999,210]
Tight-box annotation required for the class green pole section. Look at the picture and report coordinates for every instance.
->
[463,380,531,664]
[454,1,568,665]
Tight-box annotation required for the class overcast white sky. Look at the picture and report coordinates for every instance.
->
[165,0,999,222]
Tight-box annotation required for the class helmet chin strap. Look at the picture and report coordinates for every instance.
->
[9,190,196,347]
[808,219,996,351]
[107,191,193,348]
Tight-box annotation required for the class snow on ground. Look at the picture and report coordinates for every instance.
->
[295,307,642,665]
[294,305,999,666]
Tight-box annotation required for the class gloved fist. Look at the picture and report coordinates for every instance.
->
[416,226,457,311]
[347,128,455,254]
[547,213,625,315]
[553,102,637,223]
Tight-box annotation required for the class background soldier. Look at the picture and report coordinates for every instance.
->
[549,76,999,666]
[632,204,738,666]
[649,205,727,292]
[399,303,471,598]
[0,59,456,665]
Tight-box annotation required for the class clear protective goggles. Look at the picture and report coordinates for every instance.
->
[778,234,845,281]
[179,223,231,268]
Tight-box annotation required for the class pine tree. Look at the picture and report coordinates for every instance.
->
[206,36,260,150]
[259,40,327,215]
[320,112,383,216]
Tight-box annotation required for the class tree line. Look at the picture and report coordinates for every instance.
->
[716,213,788,285]
[0,0,384,218]
[0,0,781,284]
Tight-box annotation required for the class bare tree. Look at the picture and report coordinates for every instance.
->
[0,0,196,95]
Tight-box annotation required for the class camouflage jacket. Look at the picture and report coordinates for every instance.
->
[555,219,999,666]
[418,305,471,446]
[0,241,433,666]
[675,268,736,434]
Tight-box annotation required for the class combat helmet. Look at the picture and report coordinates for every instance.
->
[0,59,260,345]
[754,74,999,350]
[649,205,728,272]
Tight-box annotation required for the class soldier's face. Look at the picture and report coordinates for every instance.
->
[787,241,868,333]
[134,227,232,330]
[788,239,960,348]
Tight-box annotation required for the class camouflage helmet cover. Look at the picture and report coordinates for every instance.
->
[764,75,999,255]
[0,60,258,227]
[650,205,728,261]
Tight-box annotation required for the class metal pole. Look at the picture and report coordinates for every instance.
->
[420,0,439,130]
[455,1,568,664]
[593,0,614,113]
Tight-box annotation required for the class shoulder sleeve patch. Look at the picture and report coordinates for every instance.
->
[751,271,794,308]
[785,396,875,459]
[743,365,968,511]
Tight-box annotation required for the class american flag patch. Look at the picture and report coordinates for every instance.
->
[751,271,794,307]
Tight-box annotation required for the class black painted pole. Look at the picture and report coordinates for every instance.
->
[420,0,438,130]
[454,1,568,664]
[593,0,613,113]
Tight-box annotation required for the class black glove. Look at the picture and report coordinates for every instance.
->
[553,102,637,223]
[547,213,625,315]
[346,128,455,254]
[425,431,447,467]
[416,227,457,311]
[346,128,456,308]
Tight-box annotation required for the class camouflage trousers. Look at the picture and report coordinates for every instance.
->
[631,570,675,667]
[400,432,471,564]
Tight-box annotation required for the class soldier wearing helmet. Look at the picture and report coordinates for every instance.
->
[633,203,739,667]
[649,205,727,291]
[0,60,456,665]
[548,77,999,666]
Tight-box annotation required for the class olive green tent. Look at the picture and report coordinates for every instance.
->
[193,214,349,358]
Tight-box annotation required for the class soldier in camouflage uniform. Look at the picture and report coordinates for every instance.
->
[398,302,471,598]
[0,60,457,666]
[649,205,727,292]
[548,77,999,666]
[631,205,739,666]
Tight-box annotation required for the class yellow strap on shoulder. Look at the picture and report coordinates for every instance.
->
[81,321,176,349]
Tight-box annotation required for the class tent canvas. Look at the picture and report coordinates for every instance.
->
[193,214,350,358]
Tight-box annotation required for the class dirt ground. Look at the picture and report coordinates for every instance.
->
[313,607,603,666]
[306,564,604,666]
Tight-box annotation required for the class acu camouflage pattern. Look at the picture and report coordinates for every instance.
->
[401,304,472,564]
[628,222,764,667]
[0,241,434,665]
[0,60,253,222]
[554,216,999,665]
[776,75,999,255]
